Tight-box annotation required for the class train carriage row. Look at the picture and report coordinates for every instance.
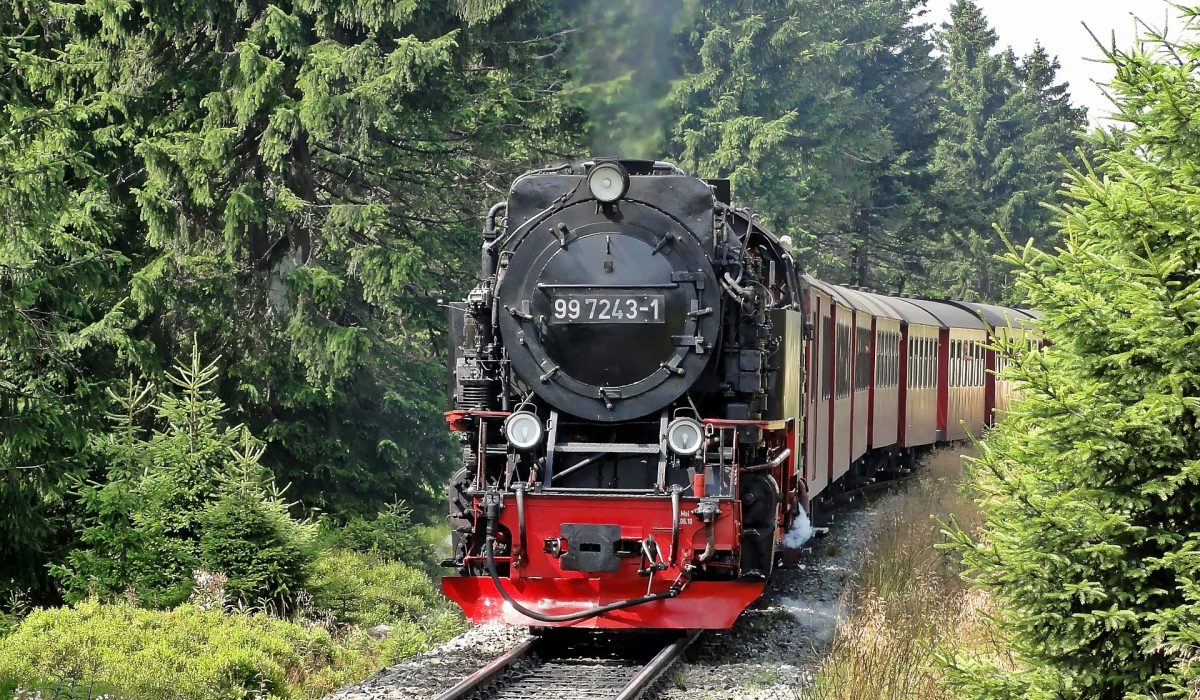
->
[800,274,1039,511]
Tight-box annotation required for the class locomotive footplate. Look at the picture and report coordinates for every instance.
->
[441,575,766,629]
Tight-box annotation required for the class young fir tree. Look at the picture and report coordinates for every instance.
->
[53,346,316,608]
[947,14,1200,698]
[53,381,155,599]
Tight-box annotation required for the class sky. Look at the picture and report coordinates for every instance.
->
[925,0,1181,123]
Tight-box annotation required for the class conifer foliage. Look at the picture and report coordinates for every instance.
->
[666,0,941,289]
[54,345,316,608]
[930,0,1087,300]
[948,14,1200,697]
[0,0,583,599]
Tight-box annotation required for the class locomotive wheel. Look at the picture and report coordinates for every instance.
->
[739,472,779,580]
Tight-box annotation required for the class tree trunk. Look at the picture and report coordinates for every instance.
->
[852,209,870,288]
[286,134,315,264]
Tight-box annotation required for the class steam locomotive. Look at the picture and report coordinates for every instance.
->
[440,158,1037,629]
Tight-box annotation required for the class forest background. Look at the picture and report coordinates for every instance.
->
[0,0,1088,694]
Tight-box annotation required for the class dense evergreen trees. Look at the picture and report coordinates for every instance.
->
[665,0,942,290]
[0,0,584,599]
[651,0,1084,295]
[948,15,1200,697]
[929,0,1086,300]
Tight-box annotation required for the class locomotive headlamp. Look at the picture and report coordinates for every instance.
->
[504,412,544,451]
[666,417,704,457]
[587,161,630,203]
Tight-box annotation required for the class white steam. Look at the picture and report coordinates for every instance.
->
[783,508,814,549]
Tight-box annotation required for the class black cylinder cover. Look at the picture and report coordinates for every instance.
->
[496,196,720,421]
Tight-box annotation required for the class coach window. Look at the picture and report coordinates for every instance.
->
[920,336,929,388]
[915,335,924,388]
[974,342,985,386]
[931,337,938,388]
[913,335,921,388]
[921,335,928,388]
[927,337,934,388]
[836,322,851,399]
[921,336,928,388]
[918,336,925,388]
[970,341,977,386]
[927,337,935,388]
[879,332,888,389]
[894,333,901,387]
[954,339,963,387]
[962,340,969,387]
[821,315,832,400]
[883,332,890,388]
[949,340,957,387]
[970,341,976,386]
[856,326,871,391]
[959,339,967,387]
[883,332,891,388]
[879,332,888,388]
[886,332,896,388]
[912,335,920,388]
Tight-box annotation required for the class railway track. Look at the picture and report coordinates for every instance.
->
[434,630,699,700]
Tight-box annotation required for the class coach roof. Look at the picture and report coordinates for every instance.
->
[899,298,988,330]
[868,294,944,328]
[948,301,1037,329]
[835,284,903,321]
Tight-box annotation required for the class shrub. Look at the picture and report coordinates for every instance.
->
[197,453,318,607]
[337,501,426,564]
[0,600,377,699]
[308,549,464,634]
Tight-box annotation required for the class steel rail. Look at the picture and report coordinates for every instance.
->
[433,630,699,700]
[616,631,700,700]
[433,636,539,700]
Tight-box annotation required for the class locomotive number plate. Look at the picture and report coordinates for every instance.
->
[548,294,665,324]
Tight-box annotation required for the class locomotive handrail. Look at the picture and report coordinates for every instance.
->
[670,486,681,567]
[549,452,608,482]
[535,282,679,289]
[513,482,527,562]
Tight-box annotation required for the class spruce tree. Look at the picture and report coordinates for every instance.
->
[929,0,1085,301]
[665,0,940,287]
[948,13,1200,697]
[0,2,143,599]
[54,346,316,608]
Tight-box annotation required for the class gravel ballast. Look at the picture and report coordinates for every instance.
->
[325,624,531,700]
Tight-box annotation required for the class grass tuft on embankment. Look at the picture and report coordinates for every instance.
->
[806,448,1010,700]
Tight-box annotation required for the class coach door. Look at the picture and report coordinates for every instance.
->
[831,304,852,483]
[806,291,832,499]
